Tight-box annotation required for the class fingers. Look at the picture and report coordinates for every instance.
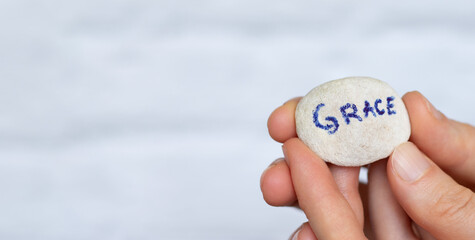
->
[368,159,419,240]
[283,138,366,240]
[403,91,475,187]
[387,142,475,240]
[260,158,297,206]
[289,222,318,240]
[268,97,301,143]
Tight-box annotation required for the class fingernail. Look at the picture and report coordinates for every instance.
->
[423,95,444,120]
[291,228,301,240]
[392,142,431,182]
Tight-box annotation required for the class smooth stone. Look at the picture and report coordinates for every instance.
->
[295,77,411,166]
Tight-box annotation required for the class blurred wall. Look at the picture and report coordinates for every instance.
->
[0,1,474,239]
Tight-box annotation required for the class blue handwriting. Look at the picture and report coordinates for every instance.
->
[312,97,396,134]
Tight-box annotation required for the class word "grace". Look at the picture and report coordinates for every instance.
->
[312,96,396,134]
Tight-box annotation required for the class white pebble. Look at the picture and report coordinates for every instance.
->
[295,77,411,166]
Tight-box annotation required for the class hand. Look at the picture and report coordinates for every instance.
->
[261,92,475,239]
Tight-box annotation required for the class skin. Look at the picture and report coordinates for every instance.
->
[260,91,475,239]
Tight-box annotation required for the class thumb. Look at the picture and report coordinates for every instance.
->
[387,142,475,240]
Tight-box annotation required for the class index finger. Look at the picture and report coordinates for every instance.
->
[283,138,367,240]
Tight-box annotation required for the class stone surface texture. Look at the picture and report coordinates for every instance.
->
[295,77,411,166]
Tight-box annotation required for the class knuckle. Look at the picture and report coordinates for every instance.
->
[431,186,474,222]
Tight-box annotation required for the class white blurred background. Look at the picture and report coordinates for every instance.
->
[0,1,474,239]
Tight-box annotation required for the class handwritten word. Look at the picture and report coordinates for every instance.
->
[313,96,396,134]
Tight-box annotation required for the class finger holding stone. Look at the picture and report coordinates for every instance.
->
[387,142,475,239]
[260,158,297,206]
[402,91,475,187]
[283,138,366,239]
[268,97,302,143]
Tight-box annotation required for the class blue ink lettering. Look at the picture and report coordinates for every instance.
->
[340,103,362,125]
[313,103,339,134]
[363,100,376,118]
[374,99,385,115]
[387,96,396,115]
[312,96,397,134]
